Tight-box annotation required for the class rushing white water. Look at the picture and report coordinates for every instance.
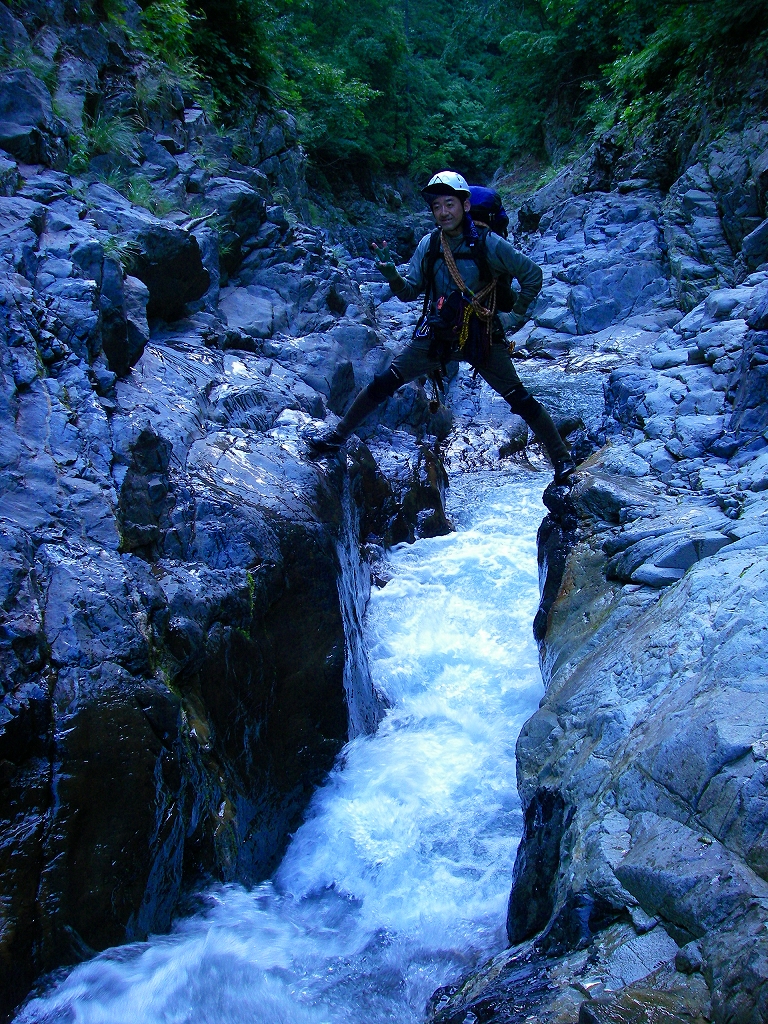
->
[19,469,545,1024]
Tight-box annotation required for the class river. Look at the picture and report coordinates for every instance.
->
[18,469,546,1024]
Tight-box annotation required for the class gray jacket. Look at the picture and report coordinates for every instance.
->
[392,229,543,316]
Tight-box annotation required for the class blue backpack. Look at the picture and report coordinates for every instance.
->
[468,185,510,238]
[468,184,515,311]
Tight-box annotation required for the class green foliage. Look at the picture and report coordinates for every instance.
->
[67,133,89,174]
[270,0,508,178]
[99,167,129,191]
[290,60,379,161]
[87,113,143,161]
[186,0,277,104]
[84,0,767,187]
[102,235,143,272]
[139,0,192,61]
[128,2,218,121]
[125,173,156,208]
[491,0,768,161]
[67,113,142,174]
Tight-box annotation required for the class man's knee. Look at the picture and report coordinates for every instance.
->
[505,384,539,418]
[366,365,405,402]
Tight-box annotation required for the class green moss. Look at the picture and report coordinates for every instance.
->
[246,569,256,607]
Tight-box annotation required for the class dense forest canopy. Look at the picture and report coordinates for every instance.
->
[22,0,768,182]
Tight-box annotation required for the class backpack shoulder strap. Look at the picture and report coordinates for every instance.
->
[419,228,442,315]
[473,227,496,286]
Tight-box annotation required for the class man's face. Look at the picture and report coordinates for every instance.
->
[430,194,470,235]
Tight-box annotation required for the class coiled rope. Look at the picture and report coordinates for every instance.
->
[440,231,498,350]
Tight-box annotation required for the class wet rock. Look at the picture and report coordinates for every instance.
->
[0,356,382,1018]
[576,967,711,1024]
[365,431,451,544]
[1,172,406,1014]
[506,788,569,944]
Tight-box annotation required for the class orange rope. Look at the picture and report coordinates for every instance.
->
[440,231,497,324]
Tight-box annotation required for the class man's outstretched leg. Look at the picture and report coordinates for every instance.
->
[477,344,576,485]
[304,365,406,455]
[506,384,576,485]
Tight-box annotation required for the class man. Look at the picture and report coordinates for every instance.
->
[306,170,576,486]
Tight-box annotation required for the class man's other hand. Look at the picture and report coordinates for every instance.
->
[372,240,400,282]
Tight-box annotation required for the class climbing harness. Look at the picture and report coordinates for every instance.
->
[439,231,498,344]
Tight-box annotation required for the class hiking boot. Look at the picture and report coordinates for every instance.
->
[553,457,577,486]
[304,426,347,456]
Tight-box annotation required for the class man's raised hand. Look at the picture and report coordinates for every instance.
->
[372,240,400,282]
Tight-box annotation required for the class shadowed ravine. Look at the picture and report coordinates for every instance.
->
[16,472,545,1024]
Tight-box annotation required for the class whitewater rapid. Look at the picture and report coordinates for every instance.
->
[18,469,546,1024]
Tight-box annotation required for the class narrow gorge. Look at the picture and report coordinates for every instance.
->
[1,1,768,1021]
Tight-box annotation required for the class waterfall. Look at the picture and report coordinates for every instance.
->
[18,469,545,1024]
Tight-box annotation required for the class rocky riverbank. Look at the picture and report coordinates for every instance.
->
[427,125,768,1023]
[0,3,449,1017]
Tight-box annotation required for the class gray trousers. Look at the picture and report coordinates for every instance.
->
[392,334,524,398]
[339,336,571,465]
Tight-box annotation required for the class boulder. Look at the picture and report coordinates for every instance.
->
[85,184,210,320]
[219,284,288,339]
[99,260,150,376]
[131,223,210,320]
[53,58,98,131]
[124,275,150,357]
[729,329,768,434]
[0,69,65,166]
[204,176,266,247]
[0,195,44,247]
[0,4,29,51]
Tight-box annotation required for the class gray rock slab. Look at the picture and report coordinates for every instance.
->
[653,532,732,569]
[650,348,689,369]
[603,926,679,989]
[0,195,44,242]
[630,563,685,587]
[219,284,288,338]
[616,812,768,938]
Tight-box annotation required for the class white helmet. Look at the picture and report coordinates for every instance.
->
[421,170,471,201]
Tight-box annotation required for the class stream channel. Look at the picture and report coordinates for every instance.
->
[20,469,547,1024]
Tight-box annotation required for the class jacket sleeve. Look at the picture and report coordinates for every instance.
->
[387,235,430,302]
[486,235,543,315]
